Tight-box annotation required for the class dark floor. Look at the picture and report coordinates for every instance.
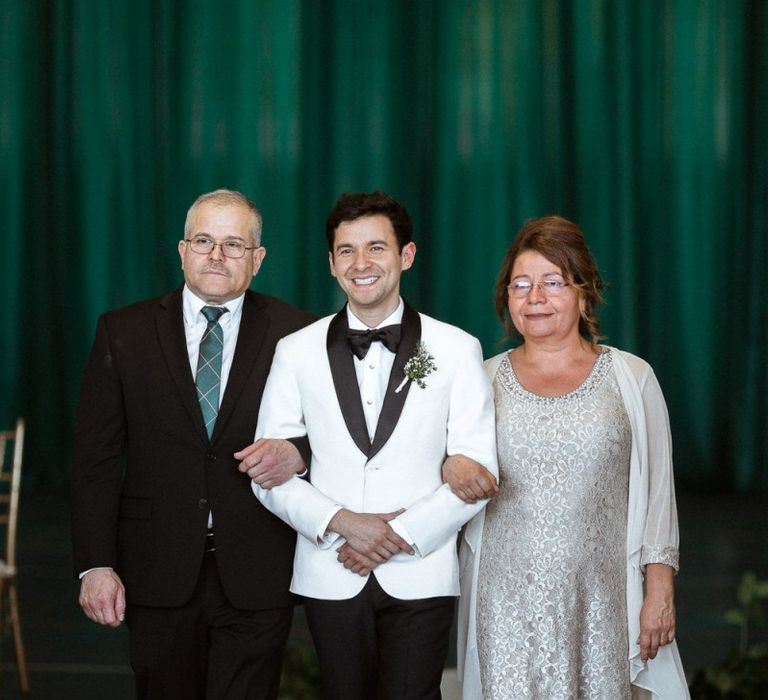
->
[0,489,766,698]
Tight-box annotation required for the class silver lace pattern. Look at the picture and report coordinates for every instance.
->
[477,350,633,699]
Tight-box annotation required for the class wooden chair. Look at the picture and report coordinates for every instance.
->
[0,418,29,694]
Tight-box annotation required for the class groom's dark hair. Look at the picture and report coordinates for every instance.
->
[325,190,413,252]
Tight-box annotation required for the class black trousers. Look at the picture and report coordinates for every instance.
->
[303,574,455,700]
[125,551,292,700]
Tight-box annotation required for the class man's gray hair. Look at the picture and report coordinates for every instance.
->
[184,189,263,246]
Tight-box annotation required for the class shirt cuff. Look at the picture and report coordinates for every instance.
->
[317,505,344,548]
[79,566,114,580]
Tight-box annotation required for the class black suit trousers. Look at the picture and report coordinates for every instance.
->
[303,574,455,700]
[126,552,292,700]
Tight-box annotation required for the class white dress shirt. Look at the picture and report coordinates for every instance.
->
[345,300,414,546]
[347,301,404,442]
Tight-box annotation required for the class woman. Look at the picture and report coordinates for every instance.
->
[457,216,689,699]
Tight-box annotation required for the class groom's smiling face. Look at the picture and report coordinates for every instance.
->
[329,214,416,326]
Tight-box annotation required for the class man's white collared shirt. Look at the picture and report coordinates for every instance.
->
[342,299,415,547]
[346,301,404,442]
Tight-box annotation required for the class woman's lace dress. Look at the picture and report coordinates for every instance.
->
[477,349,632,699]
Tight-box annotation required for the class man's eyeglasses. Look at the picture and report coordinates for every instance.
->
[507,279,570,298]
[185,236,257,259]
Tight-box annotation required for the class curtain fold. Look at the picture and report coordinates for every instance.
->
[2,0,765,490]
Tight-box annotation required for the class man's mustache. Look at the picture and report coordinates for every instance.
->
[201,264,230,276]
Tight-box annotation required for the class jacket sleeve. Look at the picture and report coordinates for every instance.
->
[394,337,499,557]
[70,315,126,575]
[252,339,342,544]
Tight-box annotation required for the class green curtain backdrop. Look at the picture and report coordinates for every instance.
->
[1,0,765,490]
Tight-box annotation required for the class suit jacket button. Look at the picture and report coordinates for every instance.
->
[197,498,208,509]
[206,453,217,461]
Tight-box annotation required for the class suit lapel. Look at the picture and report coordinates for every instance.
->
[156,289,209,445]
[369,302,420,460]
[327,309,371,457]
[212,291,268,443]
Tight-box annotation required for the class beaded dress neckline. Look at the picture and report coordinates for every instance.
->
[499,348,612,404]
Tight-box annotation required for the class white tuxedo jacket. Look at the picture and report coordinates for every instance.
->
[252,302,498,601]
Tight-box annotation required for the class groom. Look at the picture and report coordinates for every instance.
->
[236,191,498,699]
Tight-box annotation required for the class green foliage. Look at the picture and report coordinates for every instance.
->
[279,642,322,700]
[403,341,438,390]
[689,572,768,698]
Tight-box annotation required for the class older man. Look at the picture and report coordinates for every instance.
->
[71,189,314,699]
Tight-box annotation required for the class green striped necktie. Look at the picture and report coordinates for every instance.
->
[196,306,228,438]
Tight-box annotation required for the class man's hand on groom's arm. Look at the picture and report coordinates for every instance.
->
[235,438,306,489]
[441,454,499,504]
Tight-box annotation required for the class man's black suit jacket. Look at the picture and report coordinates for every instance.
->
[71,287,314,610]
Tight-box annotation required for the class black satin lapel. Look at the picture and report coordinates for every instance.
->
[369,303,421,459]
[212,293,268,443]
[156,290,208,444]
[327,309,371,457]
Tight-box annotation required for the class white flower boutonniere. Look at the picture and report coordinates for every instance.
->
[395,341,437,393]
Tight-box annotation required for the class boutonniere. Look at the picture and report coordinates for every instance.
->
[395,341,437,392]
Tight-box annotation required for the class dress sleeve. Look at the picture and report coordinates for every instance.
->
[637,366,680,572]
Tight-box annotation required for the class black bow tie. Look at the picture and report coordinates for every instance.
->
[346,325,402,359]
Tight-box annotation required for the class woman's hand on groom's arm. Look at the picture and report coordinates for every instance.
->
[441,454,499,503]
